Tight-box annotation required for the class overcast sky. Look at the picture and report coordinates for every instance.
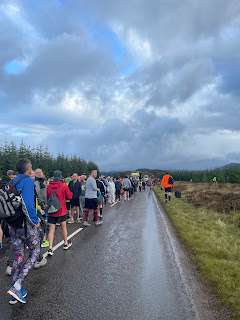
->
[1,0,240,171]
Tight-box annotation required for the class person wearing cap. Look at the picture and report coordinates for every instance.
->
[161,172,175,203]
[65,177,72,221]
[46,170,73,256]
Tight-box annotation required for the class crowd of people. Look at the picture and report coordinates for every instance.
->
[0,158,162,305]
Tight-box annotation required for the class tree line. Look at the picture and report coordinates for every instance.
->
[156,167,240,183]
[0,141,100,180]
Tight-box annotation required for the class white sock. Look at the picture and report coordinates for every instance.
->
[14,280,21,291]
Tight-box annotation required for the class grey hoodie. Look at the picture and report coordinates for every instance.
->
[85,177,98,199]
[122,178,131,189]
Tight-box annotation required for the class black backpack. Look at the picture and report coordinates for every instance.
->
[47,193,61,215]
[0,176,28,222]
[168,176,174,185]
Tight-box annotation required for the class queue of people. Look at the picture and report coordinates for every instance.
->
[0,159,143,305]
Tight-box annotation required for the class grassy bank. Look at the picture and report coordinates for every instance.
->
[153,184,240,319]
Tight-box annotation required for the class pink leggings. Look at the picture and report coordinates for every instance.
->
[9,226,40,286]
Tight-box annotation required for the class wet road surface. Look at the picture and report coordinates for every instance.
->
[0,191,222,320]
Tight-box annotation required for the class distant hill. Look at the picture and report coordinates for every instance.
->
[219,163,240,169]
[101,168,165,178]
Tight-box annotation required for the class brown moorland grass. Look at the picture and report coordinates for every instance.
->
[170,181,240,215]
[153,183,240,319]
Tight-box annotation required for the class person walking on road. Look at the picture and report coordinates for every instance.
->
[83,170,102,227]
[161,172,174,203]
[6,158,41,304]
[122,176,131,201]
[47,170,73,256]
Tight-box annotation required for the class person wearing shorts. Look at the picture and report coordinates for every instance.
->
[122,176,131,201]
[47,170,73,256]
[83,170,102,227]
[161,173,175,203]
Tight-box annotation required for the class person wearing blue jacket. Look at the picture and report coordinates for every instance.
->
[7,158,40,304]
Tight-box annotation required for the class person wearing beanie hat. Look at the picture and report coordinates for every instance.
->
[46,170,73,255]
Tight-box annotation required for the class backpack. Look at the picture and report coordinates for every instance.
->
[0,176,28,221]
[47,193,61,215]
[175,191,181,198]
[168,176,174,185]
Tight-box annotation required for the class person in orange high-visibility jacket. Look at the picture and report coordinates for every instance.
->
[161,172,174,203]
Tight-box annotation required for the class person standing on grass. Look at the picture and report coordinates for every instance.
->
[6,158,40,304]
[68,173,82,223]
[161,172,175,203]
[83,170,102,227]
[47,170,73,256]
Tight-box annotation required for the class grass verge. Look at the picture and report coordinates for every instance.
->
[153,186,240,319]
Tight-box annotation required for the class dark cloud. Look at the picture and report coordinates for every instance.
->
[0,0,240,170]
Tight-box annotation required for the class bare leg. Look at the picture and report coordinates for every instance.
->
[70,207,74,220]
[60,221,67,245]
[48,224,56,249]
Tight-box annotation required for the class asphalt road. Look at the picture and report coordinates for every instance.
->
[0,191,230,320]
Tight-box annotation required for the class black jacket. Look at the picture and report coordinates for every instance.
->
[68,180,82,199]
[115,180,122,190]
[97,180,106,195]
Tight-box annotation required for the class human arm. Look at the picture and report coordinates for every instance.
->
[65,184,73,200]
[21,179,39,226]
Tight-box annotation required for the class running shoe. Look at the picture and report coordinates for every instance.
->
[0,243,3,250]
[34,257,47,269]
[47,249,54,256]
[41,240,49,248]
[9,290,27,305]
[95,221,103,226]
[83,221,91,227]
[7,286,26,304]
[76,219,81,224]
[6,266,12,276]
[63,241,72,250]
[165,199,168,203]
[68,219,74,224]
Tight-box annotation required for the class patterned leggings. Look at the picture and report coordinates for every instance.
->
[9,226,40,286]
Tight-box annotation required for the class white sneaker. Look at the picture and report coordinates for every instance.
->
[95,221,103,226]
[6,266,12,276]
[63,241,72,250]
[83,221,91,227]
[34,257,47,269]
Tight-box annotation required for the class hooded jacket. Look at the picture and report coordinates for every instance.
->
[47,180,73,217]
[8,174,39,228]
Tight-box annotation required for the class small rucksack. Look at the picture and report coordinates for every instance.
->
[0,176,28,221]
[168,176,174,185]
[47,193,61,214]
